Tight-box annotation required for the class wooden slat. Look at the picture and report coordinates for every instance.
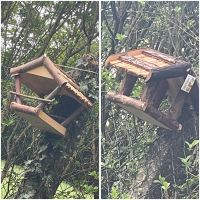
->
[120,55,158,70]
[110,60,148,77]
[105,49,143,65]
[142,49,176,64]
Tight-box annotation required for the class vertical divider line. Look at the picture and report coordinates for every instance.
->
[99,0,102,199]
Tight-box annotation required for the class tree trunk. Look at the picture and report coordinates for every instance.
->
[131,105,199,199]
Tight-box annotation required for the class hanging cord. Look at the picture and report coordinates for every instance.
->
[56,64,98,74]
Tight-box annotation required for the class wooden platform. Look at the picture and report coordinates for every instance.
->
[106,92,182,131]
[106,48,191,82]
[10,102,67,136]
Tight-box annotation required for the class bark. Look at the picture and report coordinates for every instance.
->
[131,105,199,199]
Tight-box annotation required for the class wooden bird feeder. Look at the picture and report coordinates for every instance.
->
[105,48,198,131]
[10,55,92,137]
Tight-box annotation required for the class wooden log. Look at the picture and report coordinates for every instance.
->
[43,56,68,87]
[120,55,157,70]
[167,90,188,120]
[15,76,21,104]
[36,86,62,109]
[141,80,168,108]
[10,56,44,75]
[119,73,137,96]
[190,80,199,114]
[61,106,85,127]
[10,102,39,115]
[10,91,53,103]
[106,92,182,131]
[145,104,182,131]
[106,92,146,110]
[55,65,81,91]
[142,49,176,64]
[145,62,191,82]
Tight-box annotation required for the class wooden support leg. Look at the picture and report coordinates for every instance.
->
[61,106,85,127]
[36,86,62,109]
[167,90,188,120]
[119,73,137,96]
[190,80,199,114]
[15,76,22,104]
[141,80,168,108]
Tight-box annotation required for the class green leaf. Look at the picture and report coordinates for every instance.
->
[186,140,199,150]
[153,179,161,184]
[162,181,170,191]
[138,0,146,6]
[115,33,126,41]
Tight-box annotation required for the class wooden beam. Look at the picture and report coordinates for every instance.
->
[43,57,67,87]
[120,55,157,70]
[10,56,44,75]
[15,76,22,104]
[61,106,85,127]
[167,90,188,120]
[36,86,62,109]
[141,80,168,108]
[145,104,182,131]
[145,62,191,82]
[10,102,39,115]
[106,92,146,110]
[119,73,137,96]
[10,91,53,103]
[190,80,199,114]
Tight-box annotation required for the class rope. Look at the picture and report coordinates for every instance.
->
[56,64,98,74]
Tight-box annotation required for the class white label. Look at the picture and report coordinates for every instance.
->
[181,74,196,93]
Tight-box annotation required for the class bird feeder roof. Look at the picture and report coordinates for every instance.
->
[106,48,191,82]
[10,55,92,108]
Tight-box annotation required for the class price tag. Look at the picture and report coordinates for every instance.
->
[181,74,196,93]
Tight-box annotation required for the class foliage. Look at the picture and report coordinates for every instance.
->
[1,1,98,199]
[102,1,199,199]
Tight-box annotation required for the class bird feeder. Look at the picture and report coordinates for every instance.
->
[10,55,92,136]
[105,48,198,131]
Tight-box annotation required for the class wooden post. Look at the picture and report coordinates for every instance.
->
[119,73,137,96]
[36,86,62,109]
[61,106,85,127]
[15,76,22,104]
[167,90,188,120]
[190,80,199,114]
[141,80,168,108]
